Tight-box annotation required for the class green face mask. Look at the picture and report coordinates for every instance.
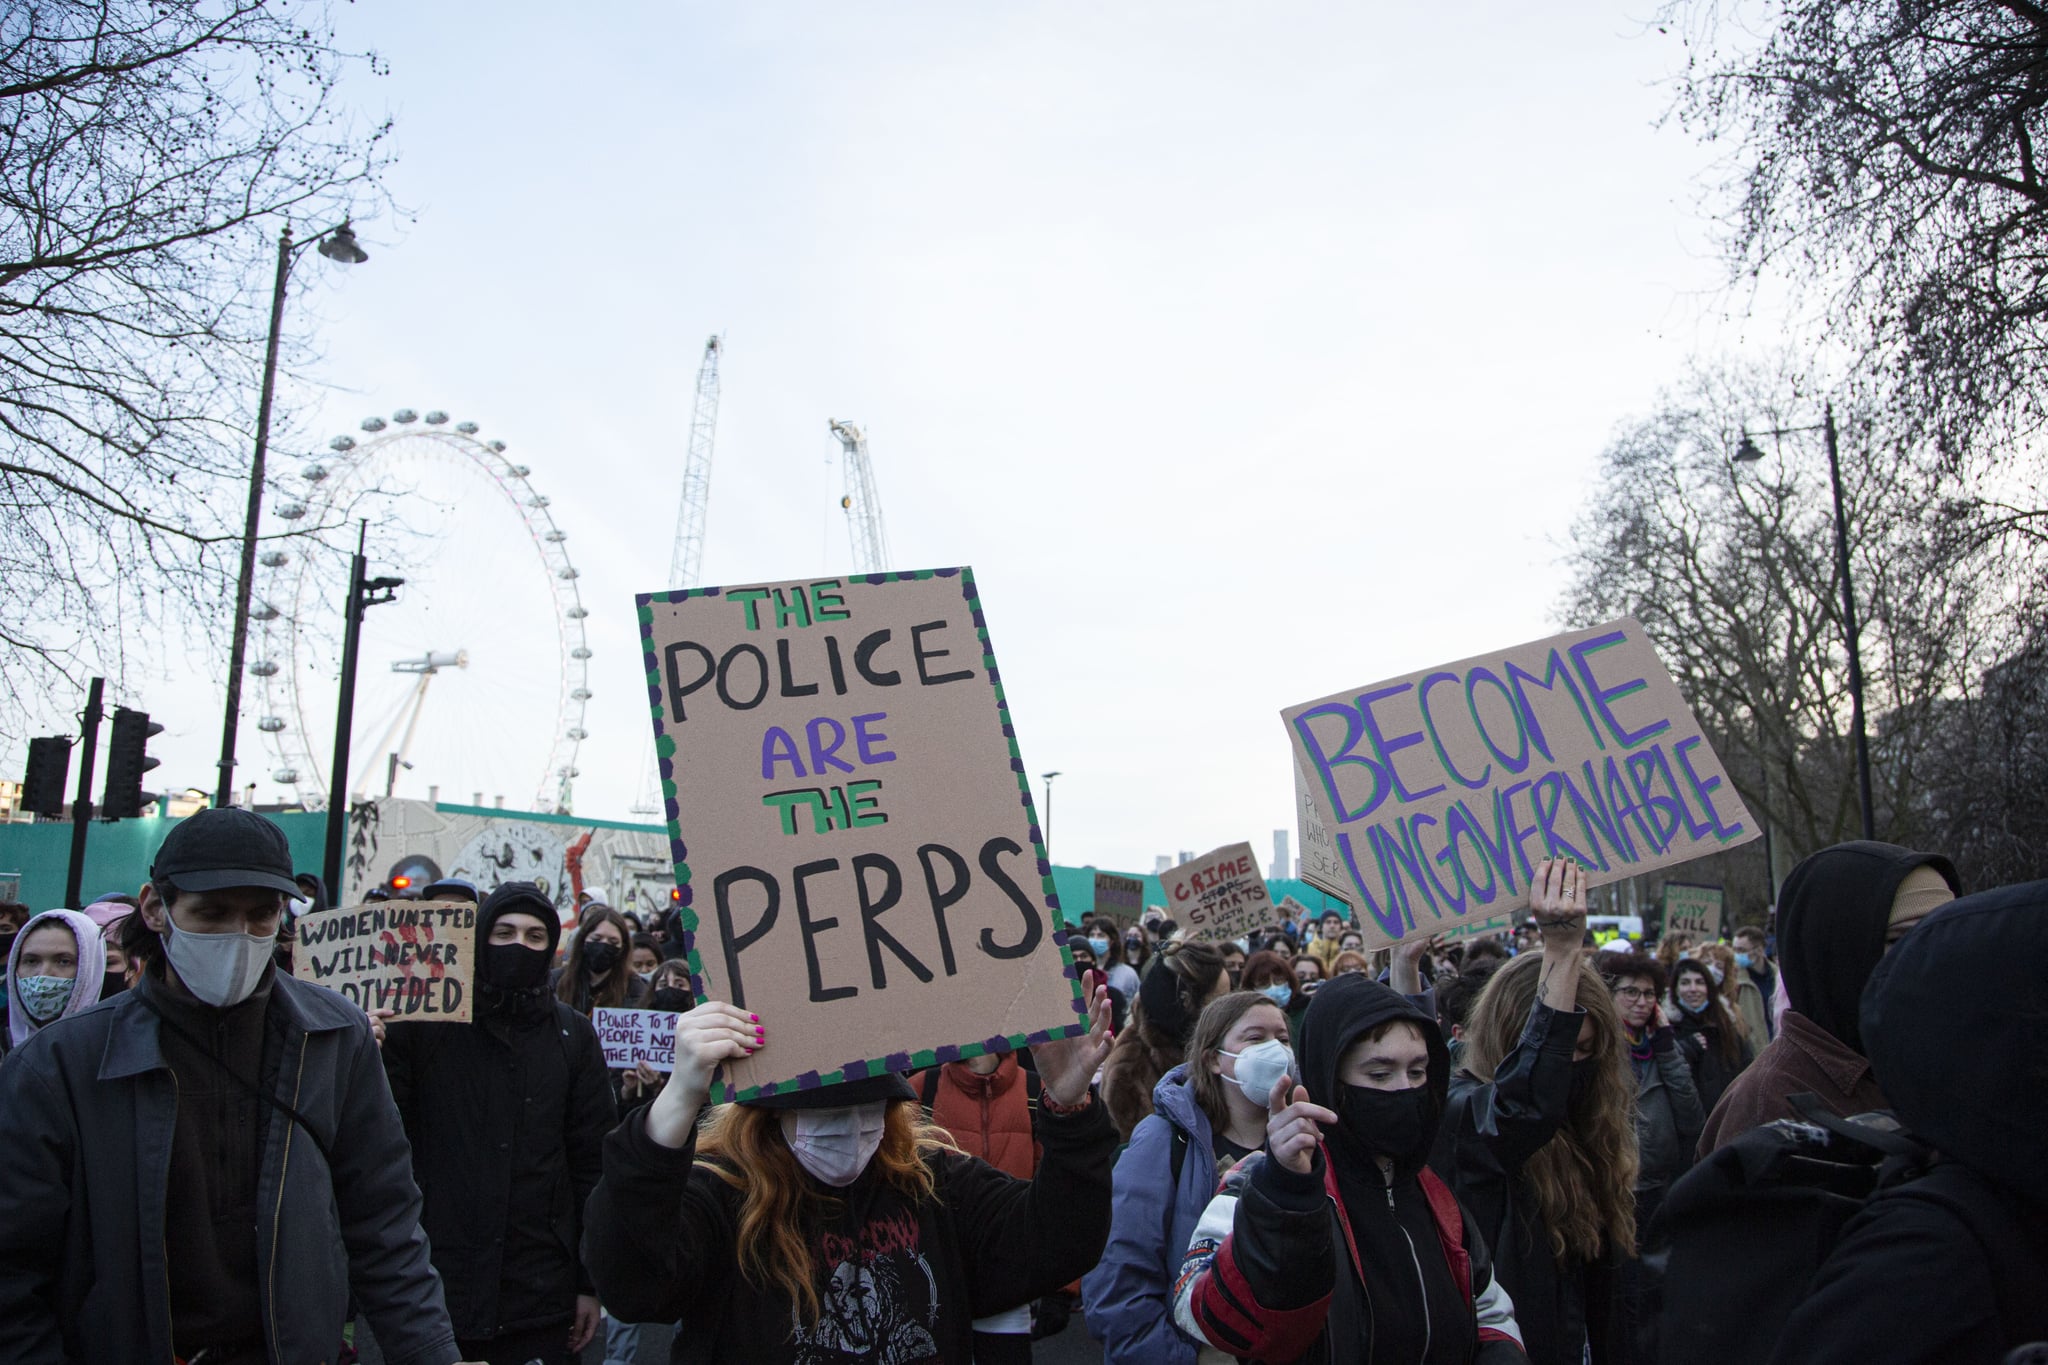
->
[15,974,75,1022]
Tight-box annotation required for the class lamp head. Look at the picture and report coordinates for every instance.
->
[318,223,369,265]
[1733,432,1766,464]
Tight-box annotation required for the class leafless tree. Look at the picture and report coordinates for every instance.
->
[0,0,391,730]
[1663,0,2048,488]
[1561,359,2031,873]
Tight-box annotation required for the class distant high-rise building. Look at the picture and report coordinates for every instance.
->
[1274,830,1290,880]
[1154,855,1171,874]
[1177,849,1194,866]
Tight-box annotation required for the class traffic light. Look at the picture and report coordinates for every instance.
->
[102,707,163,820]
[21,737,71,818]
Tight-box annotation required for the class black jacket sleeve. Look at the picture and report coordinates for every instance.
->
[328,1016,462,1365]
[562,1011,618,1297]
[1768,1197,2004,1365]
[940,1096,1118,1318]
[581,1106,738,1327]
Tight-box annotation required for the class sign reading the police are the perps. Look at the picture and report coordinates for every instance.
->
[296,900,476,1022]
[1161,843,1274,943]
[1283,618,1755,951]
[637,569,1085,1102]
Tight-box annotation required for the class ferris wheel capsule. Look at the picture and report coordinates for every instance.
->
[361,416,387,432]
[425,411,449,425]
[393,409,418,424]
[329,435,356,452]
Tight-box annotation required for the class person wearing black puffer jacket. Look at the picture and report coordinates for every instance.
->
[383,882,618,1365]
[1770,879,2048,1364]
[1172,974,1528,1365]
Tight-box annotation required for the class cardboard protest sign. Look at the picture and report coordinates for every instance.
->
[638,568,1085,1102]
[593,1007,679,1071]
[296,900,476,1021]
[1295,761,1350,903]
[1161,843,1275,943]
[1662,882,1725,939]
[1092,872,1145,923]
[1283,618,1756,951]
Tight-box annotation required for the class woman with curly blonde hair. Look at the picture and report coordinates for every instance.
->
[583,982,1116,1363]
[1429,858,1639,1365]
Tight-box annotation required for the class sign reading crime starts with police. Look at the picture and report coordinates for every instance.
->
[296,900,476,1021]
[1283,618,1756,950]
[638,568,1086,1102]
[1162,843,1274,943]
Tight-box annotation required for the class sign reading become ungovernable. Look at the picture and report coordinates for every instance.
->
[1162,843,1274,943]
[296,900,476,1021]
[1283,618,1755,950]
[637,568,1086,1103]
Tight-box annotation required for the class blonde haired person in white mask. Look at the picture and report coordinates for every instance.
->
[0,808,475,1365]
[583,981,1118,1364]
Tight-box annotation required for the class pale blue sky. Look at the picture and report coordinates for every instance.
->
[107,2,1755,873]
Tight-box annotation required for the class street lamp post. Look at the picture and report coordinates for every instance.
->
[321,519,403,897]
[1040,771,1062,855]
[1734,402,1877,841]
[216,222,370,809]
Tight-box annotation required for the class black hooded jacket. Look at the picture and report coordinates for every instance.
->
[381,882,618,1339]
[1776,841,1959,1055]
[1175,976,1527,1365]
[1700,842,1961,1153]
[1771,880,2048,1364]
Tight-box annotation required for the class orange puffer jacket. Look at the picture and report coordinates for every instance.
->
[912,1055,1041,1179]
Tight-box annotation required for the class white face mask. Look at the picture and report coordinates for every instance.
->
[782,1101,889,1187]
[161,906,276,1008]
[1219,1037,1296,1105]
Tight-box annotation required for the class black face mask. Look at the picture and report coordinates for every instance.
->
[101,973,128,997]
[481,942,551,992]
[581,940,622,977]
[1332,1083,1442,1169]
[0,930,17,961]
[648,985,693,1013]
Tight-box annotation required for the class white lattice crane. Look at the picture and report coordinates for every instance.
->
[630,336,724,816]
[669,336,724,590]
[829,418,891,575]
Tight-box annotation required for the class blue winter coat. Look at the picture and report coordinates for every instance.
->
[1081,1062,1224,1365]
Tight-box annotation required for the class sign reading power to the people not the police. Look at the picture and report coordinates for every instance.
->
[637,568,1086,1103]
[1282,618,1756,951]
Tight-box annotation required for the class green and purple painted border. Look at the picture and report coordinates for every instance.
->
[634,565,1088,1103]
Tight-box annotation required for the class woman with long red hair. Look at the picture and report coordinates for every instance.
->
[583,982,1116,1363]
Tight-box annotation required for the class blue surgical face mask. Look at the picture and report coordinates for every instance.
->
[1087,936,1111,958]
[1260,983,1293,1009]
[1735,952,1753,969]
[1677,994,1710,1015]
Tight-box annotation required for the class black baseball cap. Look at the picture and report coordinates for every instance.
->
[149,808,302,897]
[740,1071,917,1111]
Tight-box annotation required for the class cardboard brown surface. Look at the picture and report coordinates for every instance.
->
[1161,843,1275,943]
[1662,882,1725,940]
[1092,872,1145,923]
[1282,618,1756,951]
[1295,760,1351,903]
[637,568,1085,1102]
[296,900,476,1022]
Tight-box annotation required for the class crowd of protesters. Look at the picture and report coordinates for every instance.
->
[0,807,2042,1363]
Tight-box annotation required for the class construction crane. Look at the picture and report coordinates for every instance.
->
[630,336,724,816]
[668,335,724,590]
[829,418,891,575]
